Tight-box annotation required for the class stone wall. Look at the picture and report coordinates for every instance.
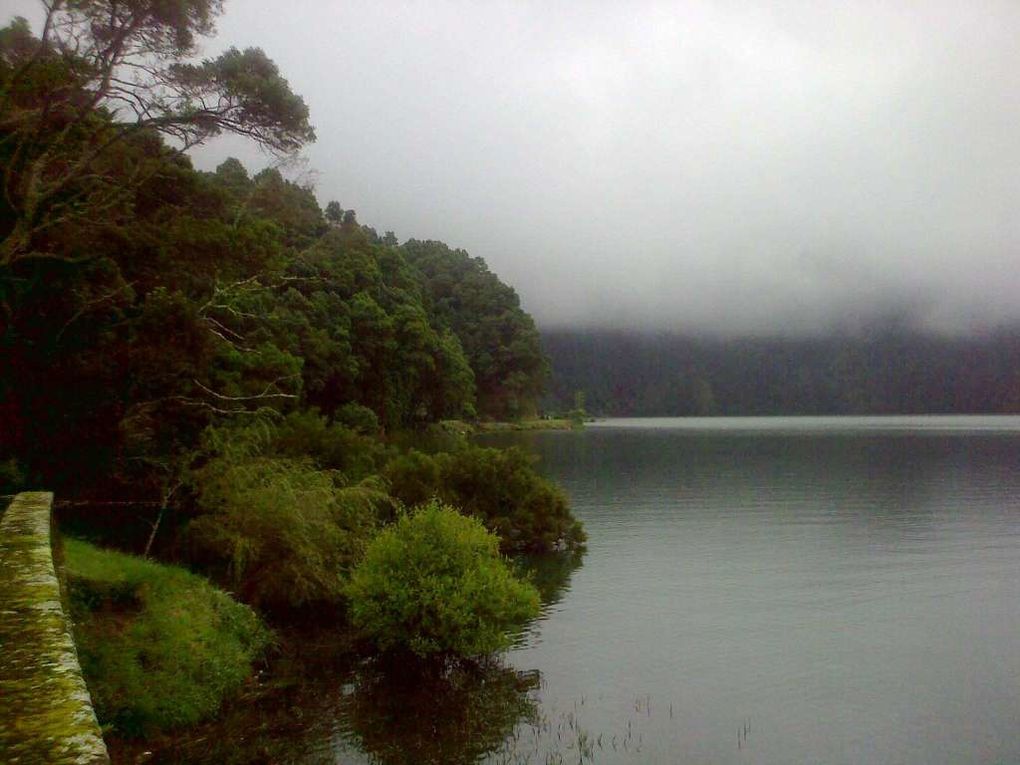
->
[0,492,109,764]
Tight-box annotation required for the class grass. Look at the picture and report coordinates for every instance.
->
[64,539,272,737]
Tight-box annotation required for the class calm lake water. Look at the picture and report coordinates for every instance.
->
[128,416,1020,764]
[490,416,1020,765]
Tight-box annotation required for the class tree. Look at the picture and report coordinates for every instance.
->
[0,1,315,265]
[324,200,343,225]
[276,229,477,428]
[213,156,249,191]
[568,389,587,425]
[400,239,549,419]
[346,501,540,658]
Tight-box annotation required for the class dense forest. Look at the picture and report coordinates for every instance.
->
[544,328,1020,416]
[1,148,550,497]
[0,1,584,742]
[0,7,554,497]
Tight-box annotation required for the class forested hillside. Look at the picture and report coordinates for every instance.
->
[544,329,1020,416]
[0,0,582,655]
[0,17,546,499]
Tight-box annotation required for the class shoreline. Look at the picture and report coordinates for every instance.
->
[441,418,580,434]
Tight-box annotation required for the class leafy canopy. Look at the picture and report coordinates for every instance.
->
[0,1,314,265]
[401,239,548,420]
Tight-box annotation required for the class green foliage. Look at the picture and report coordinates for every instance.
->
[567,389,588,425]
[65,539,270,737]
[383,450,441,508]
[324,200,344,225]
[275,231,477,429]
[335,402,381,435]
[0,3,314,266]
[246,167,326,247]
[384,447,586,554]
[171,46,315,153]
[401,239,549,420]
[268,410,387,481]
[347,502,540,658]
[384,421,473,459]
[187,454,389,612]
[0,1,565,634]
[0,46,545,498]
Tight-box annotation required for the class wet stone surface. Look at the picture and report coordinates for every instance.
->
[0,492,109,764]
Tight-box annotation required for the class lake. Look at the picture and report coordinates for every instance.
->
[124,416,1020,764]
[487,416,1020,764]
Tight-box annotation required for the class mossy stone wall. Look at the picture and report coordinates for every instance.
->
[0,492,109,764]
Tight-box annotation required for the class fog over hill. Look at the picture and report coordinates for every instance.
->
[177,0,1020,335]
[10,0,1019,336]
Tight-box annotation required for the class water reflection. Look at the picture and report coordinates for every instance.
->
[343,658,541,765]
[340,551,583,764]
[110,649,546,765]
[517,552,584,610]
[107,630,358,764]
[109,551,583,765]
[497,418,1020,764]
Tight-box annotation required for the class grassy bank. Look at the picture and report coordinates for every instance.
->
[65,539,271,737]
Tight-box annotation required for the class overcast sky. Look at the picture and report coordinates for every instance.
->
[10,1,1020,334]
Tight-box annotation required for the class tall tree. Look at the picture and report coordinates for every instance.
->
[0,1,315,266]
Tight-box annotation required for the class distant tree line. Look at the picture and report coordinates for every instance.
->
[543,328,1020,416]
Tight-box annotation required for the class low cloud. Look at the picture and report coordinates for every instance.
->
[10,0,1020,334]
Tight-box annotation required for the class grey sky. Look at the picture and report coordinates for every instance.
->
[9,1,1020,334]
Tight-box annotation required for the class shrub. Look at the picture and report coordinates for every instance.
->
[187,455,391,611]
[386,421,470,455]
[65,539,270,737]
[269,410,388,481]
[384,446,586,553]
[347,501,540,658]
[334,402,380,435]
[383,449,441,507]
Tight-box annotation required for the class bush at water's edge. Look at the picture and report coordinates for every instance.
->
[348,502,541,658]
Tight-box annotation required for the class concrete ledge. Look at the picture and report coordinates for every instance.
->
[0,492,109,764]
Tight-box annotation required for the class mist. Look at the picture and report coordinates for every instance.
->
[11,0,1020,335]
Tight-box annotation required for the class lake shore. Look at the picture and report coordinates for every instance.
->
[442,418,579,434]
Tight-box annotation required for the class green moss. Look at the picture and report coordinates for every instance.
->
[0,492,109,765]
[64,539,271,737]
